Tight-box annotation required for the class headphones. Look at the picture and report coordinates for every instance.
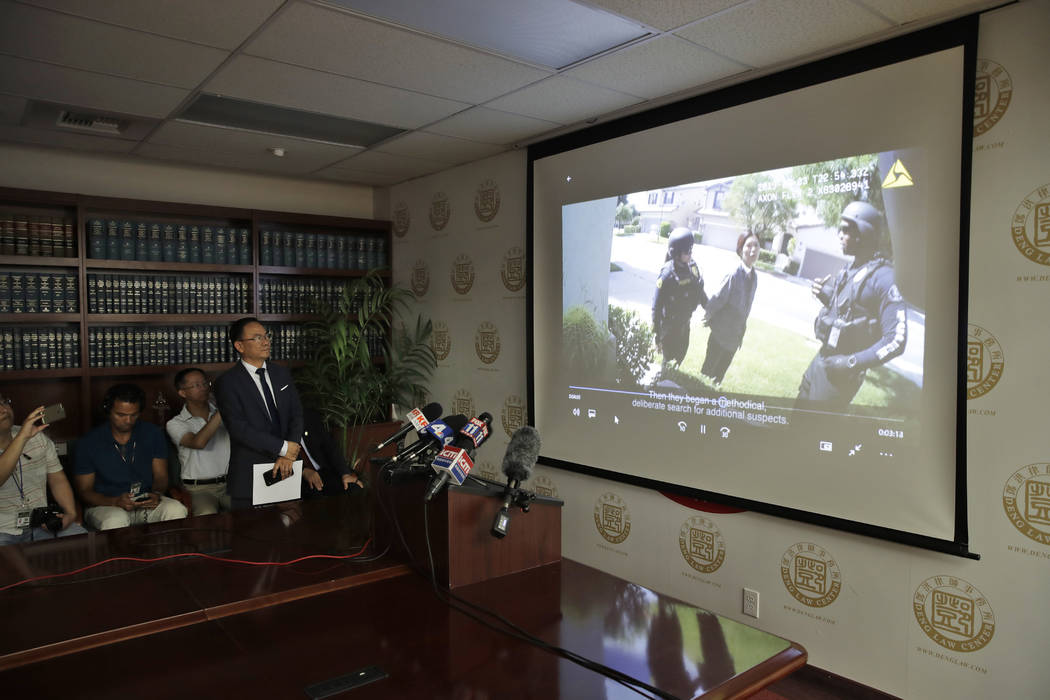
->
[102,383,146,415]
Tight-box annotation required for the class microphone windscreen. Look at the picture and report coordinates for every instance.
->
[421,402,443,422]
[441,414,469,433]
[502,426,541,483]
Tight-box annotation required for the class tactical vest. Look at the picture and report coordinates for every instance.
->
[814,257,888,352]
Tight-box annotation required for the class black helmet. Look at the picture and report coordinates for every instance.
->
[840,201,884,239]
[667,227,694,257]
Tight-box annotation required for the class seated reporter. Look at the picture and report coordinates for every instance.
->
[73,383,187,531]
[166,368,230,515]
[0,394,86,545]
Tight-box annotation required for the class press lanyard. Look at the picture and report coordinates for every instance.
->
[10,456,26,505]
[114,440,136,473]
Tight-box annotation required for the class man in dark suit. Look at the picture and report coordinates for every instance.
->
[215,317,304,509]
[300,407,363,499]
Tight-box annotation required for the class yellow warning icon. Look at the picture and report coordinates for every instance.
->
[882,159,914,188]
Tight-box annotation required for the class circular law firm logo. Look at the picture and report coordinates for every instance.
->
[474,179,501,223]
[393,201,410,238]
[679,515,726,574]
[501,394,526,437]
[451,389,475,422]
[594,492,631,544]
[429,192,450,231]
[501,246,526,293]
[914,576,995,652]
[410,259,430,298]
[1011,184,1050,265]
[780,542,841,608]
[431,321,451,361]
[474,321,501,364]
[533,474,559,499]
[965,324,1004,399]
[450,254,475,295]
[1003,463,1050,546]
[974,59,1013,136]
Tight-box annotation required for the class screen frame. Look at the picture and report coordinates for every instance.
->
[526,16,978,559]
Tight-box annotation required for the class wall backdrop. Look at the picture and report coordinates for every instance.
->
[391,3,1049,697]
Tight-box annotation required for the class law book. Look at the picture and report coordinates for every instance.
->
[63,219,75,256]
[24,327,39,369]
[273,231,285,267]
[148,223,163,262]
[14,216,30,256]
[28,218,42,256]
[238,228,251,265]
[45,329,57,369]
[117,276,129,314]
[38,273,52,313]
[40,219,55,256]
[87,219,105,258]
[260,230,273,266]
[103,219,119,259]
[188,225,201,263]
[51,274,65,313]
[24,273,39,313]
[304,233,317,268]
[0,272,10,313]
[132,277,144,314]
[86,274,98,313]
[283,231,295,267]
[215,227,227,265]
[136,221,150,261]
[0,215,14,255]
[166,224,180,262]
[1,326,14,370]
[177,226,189,263]
[294,232,306,268]
[120,220,136,261]
[201,226,215,264]
[64,274,76,313]
[61,328,75,368]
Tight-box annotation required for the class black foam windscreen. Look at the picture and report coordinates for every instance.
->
[501,426,541,483]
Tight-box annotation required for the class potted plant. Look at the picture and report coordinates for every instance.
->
[296,269,437,472]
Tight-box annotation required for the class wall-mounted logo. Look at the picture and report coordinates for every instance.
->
[474,179,501,223]
[1012,184,1050,265]
[780,542,841,608]
[501,394,526,437]
[451,389,475,421]
[974,59,1013,136]
[431,321,451,361]
[1003,463,1050,546]
[429,192,450,231]
[966,324,1004,399]
[594,492,631,544]
[913,576,995,652]
[679,515,725,574]
[410,259,430,298]
[393,201,410,238]
[451,254,475,295]
[475,459,498,482]
[533,474,558,499]
[474,321,501,365]
[501,246,526,293]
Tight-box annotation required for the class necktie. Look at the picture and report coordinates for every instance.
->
[256,367,281,435]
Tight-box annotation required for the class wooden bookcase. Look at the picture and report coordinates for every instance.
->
[0,186,390,444]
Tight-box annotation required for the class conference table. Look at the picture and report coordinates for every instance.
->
[0,490,805,699]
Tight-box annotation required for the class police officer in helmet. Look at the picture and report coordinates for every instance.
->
[652,227,707,369]
[797,201,907,407]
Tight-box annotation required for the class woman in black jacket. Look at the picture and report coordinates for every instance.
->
[700,232,760,386]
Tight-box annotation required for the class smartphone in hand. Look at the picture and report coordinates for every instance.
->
[38,403,66,425]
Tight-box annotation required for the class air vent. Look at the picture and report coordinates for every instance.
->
[56,110,124,135]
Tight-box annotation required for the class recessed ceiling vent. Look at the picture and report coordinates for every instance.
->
[56,110,125,134]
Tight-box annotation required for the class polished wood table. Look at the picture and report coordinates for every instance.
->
[0,493,804,698]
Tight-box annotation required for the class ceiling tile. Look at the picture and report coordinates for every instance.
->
[332,150,449,178]
[484,75,643,125]
[148,121,363,166]
[204,55,470,130]
[374,131,507,164]
[856,0,986,24]
[314,166,407,186]
[18,0,285,50]
[0,123,137,153]
[136,140,343,176]
[0,55,189,118]
[675,0,893,67]
[424,107,559,145]
[0,2,229,88]
[564,34,746,99]
[0,94,27,125]
[584,0,746,31]
[243,2,551,104]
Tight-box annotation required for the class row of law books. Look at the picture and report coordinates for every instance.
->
[259,231,386,270]
[87,219,252,264]
[0,272,80,314]
[0,326,80,371]
[87,274,251,315]
[0,214,76,257]
[258,278,353,314]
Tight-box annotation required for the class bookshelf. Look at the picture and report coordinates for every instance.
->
[0,186,391,442]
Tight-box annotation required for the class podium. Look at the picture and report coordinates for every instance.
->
[373,467,563,588]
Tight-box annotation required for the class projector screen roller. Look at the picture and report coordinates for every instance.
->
[530,23,975,554]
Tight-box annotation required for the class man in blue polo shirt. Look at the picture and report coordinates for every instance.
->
[74,383,186,530]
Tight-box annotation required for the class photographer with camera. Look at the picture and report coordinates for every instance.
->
[0,393,86,545]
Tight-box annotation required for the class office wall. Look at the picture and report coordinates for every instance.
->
[0,142,374,218]
[390,1,1050,697]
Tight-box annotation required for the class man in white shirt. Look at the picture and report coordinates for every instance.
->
[166,368,230,515]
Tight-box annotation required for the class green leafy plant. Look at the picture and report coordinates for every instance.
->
[607,305,654,387]
[563,305,611,381]
[659,222,673,238]
[297,269,436,463]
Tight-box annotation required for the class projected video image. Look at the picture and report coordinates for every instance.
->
[562,150,925,425]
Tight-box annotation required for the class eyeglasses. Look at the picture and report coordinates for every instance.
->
[239,333,272,343]
[0,396,11,406]
[180,381,211,391]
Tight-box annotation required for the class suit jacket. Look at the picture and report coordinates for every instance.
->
[215,360,304,501]
[300,408,355,498]
[704,264,757,352]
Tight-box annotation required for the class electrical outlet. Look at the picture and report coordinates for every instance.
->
[743,587,760,618]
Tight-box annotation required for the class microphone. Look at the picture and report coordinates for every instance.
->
[371,402,442,453]
[423,412,493,502]
[491,426,541,538]
[383,414,467,470]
